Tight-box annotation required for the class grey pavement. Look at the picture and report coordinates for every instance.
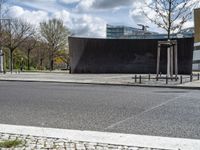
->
[0,72,200,88]
[0,81,200,139]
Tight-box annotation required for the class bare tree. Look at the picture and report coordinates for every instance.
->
[40,18,70,71]
[56,49,70,68]
[20,36,38,70]
[36,42,48,70]
[2,19,35,72]
[143,0,199,39]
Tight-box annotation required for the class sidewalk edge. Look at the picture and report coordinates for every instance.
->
[0,79,199,90]
[0,124,200,150]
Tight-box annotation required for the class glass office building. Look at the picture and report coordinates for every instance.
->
[106,24,158,39]
[193,8,200,70]
[106,24,194,39]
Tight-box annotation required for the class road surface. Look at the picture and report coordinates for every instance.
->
[0,81,200,139]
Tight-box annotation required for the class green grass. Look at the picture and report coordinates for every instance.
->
[0,139,23,148]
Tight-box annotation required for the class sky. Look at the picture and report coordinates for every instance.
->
[3,0,198,37]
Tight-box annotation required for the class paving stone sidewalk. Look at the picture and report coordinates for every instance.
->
[0,72,200,89]
[0,133,169,150]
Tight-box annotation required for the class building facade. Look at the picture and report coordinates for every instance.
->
[193,8,200,70]
[106,24,157,39]
[106,24,194,39]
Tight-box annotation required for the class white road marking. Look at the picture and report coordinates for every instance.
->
[105,93,187,130]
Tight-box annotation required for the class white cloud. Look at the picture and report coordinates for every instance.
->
[70,14,106,37]
[75,0,134,12]
[7,6,106,37]
[75,0,94,12]
[129,0,196,33]
[7,6,25,17]
[58,0,81,4]
[7,6,49,25]
[129,1,162,32]
[14,0,62,13]
[91,0,133,9]
[53,10,106,37]
[7,0,196,37]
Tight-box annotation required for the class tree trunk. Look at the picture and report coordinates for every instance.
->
[167,0,172,41]
[167,29,171,41]
[50,59,54,71]
[40,58,43,70]
[27,49,30,70]
[9,49,13,73]
[49,52,54,71]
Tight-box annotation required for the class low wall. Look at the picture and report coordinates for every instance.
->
[69,37,194,74]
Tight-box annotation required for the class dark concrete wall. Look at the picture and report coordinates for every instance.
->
[69,37,194,74]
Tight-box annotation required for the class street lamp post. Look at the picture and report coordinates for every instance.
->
[0,0,11,73]
[0,49,3,72]
[0,0,3,73]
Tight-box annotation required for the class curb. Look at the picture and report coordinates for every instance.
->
[0,78,200,90]
[0,124,200,150]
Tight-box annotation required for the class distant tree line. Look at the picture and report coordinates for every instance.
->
[0,3,70,72]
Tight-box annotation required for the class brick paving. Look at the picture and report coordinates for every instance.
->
[0,133,170,150]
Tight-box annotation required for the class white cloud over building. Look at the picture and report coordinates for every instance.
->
[5,0,198,37]
[7,5,106,37]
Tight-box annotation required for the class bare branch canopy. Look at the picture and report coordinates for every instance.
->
[142,0,199,39]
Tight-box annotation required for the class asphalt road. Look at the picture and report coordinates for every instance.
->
[0,81,200,139]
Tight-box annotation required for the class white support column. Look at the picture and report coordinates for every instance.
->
[167,46,171,77]
[174,43,178,77]
[170,46,174,77]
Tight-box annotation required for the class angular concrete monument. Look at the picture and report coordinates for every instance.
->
[69,37,193,74]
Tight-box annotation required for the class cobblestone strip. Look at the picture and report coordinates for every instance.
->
[0,133,171,150]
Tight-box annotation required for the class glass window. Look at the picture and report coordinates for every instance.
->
[193,50,200,61]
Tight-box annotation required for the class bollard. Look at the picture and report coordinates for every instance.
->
[148,74,150,81]
[198,73,200,80]
[190,74,193,82]
[156,75,159,81]
[135,75,137,83]
[175,75,178,81]
[139,75,142,84]
[159,72,162,77]
[180,76,182,84]
[166,75,168,84]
